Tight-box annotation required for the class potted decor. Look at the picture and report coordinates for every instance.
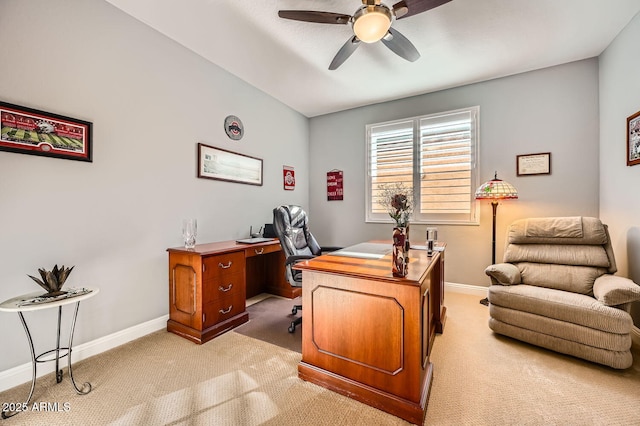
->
[28,264,74,297]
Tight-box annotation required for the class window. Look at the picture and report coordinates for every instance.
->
[366,106,480,225]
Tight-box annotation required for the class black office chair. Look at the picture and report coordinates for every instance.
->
[273,205,322,333]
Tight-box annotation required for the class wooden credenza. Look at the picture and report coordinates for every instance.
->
[166,239,294,344]
[293,243,446,425]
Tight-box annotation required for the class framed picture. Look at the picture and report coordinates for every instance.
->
[627,110,640,166]
[197,143,263,186]
[516,152,551,176]
[0,101,92,162]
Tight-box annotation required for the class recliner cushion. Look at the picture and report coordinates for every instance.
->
[504,244,610,268]
[508,216,608,245]
[488,284,633,334]
[525,216,583,238]
[488,318,633,369]
[515,262,608,294]
[489,305,631,351]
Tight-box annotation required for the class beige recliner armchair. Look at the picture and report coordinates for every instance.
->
[485,216,640,369]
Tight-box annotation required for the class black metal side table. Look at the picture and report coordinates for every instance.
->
[0,287,98,419]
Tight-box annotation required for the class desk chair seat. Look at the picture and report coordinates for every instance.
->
[273,205,321,333]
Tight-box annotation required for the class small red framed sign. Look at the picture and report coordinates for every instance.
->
[0,101,92,162]
[283,165,295,190]
[327,170,343,200]
[627,110,640,166]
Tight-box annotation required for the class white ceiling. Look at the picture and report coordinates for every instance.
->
[105,0,640,118]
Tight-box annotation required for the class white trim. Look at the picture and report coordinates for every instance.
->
[445,281,488,297]
[0,314,168,393]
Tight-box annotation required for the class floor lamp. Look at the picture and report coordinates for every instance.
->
[474,172,518,306]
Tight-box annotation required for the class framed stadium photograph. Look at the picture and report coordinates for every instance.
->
[627,109,640,166]
[197,143,263,186]
[0,101,92,162]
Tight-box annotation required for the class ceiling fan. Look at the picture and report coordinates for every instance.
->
[278,0,452,70]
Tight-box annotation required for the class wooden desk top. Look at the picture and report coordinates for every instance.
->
[167,238,280,256]
[294,241,444,285]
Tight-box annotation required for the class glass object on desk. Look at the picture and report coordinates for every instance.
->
[182,219,197,249]
[426,227,438,255]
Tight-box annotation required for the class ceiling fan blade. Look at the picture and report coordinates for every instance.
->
[381,28,420,62]
[329,36,361,70]
[392,0,452,19]
[278,10,351,24]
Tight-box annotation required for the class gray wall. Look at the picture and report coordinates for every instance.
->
[0,0,309,371]
[309,59,600,287]
[599,11,640,326]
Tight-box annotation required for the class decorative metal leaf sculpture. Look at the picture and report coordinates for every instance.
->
[28,264,74,297]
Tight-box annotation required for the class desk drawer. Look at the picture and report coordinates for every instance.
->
[244,243,281,258]
[203,271,244,304]
[203,293,245,328]
[203,252,245,279]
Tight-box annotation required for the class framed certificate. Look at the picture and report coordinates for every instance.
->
[516,152,551,176]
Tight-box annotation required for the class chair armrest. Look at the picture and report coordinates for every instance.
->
[320,246,342,253]
[285,255,316,267]
[485,263,521,285]
[593,275,640,306]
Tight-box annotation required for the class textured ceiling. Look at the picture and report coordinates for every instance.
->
[105,0,640,117]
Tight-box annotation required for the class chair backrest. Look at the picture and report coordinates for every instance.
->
[272,205,321,285]
[503,216,617,295]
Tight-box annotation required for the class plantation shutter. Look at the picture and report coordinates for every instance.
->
[368,120,414,217]
[366,107,479,225]
[417,109,476,222]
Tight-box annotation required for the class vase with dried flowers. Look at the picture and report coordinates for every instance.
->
[380,183,413,277]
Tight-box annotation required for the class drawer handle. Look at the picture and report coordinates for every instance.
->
[218,283,233,292]
[254,248,264,255]
[218,261,232,269]
[219,305,233,314]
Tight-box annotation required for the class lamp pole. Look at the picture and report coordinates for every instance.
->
[491,200,499,265]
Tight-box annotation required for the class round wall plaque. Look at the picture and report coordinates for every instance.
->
[224,115,244,140]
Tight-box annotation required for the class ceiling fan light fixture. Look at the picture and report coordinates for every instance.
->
[352,5,392,43]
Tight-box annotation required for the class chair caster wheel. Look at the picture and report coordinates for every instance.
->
[288,323,296,333]
[292,307,298,315]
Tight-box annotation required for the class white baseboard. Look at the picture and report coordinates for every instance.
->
[445,281,488,297]
[0,314,169,393]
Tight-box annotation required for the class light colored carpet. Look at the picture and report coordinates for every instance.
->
[234,296,302,353]
[1,292,639,425]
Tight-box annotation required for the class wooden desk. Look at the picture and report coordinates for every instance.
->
[166,239,293,344]
[293,242,446,425]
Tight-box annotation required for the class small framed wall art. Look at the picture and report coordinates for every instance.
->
[627,110,640,166]
[283,165,295,190]
[516,152,551,176]
[197,143,262,186]
[0,101,92,162]
[327,169,343,200]
[224,115,244,141]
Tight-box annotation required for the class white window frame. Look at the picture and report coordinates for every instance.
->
[365,106,480,226]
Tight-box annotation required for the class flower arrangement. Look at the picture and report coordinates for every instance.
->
[380,182,413,227]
